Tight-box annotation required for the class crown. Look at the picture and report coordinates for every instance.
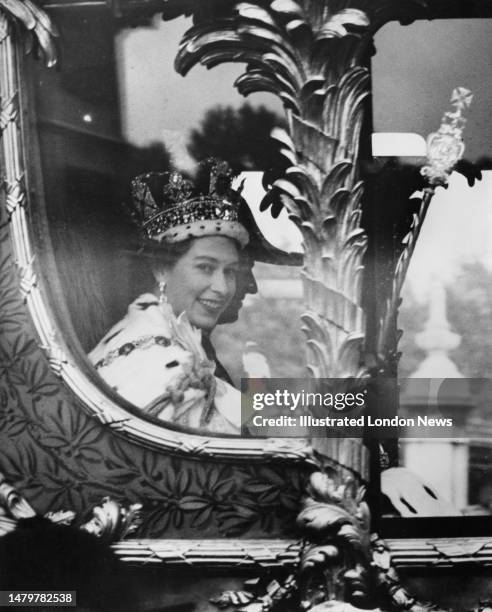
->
[129,159,249,248]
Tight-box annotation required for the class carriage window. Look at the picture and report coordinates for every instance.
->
[373,19,492,517]
[30,8,303,435]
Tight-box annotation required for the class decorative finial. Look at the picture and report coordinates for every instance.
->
[421,87,473,186]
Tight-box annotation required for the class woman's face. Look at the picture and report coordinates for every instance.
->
[163,236,241,330]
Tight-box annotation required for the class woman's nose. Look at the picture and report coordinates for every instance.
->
[210,270,229,295]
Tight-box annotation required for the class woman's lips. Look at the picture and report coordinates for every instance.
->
[198,298,225,313]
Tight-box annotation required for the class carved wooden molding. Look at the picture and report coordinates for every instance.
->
[384,537,492,569]
[1,468,489,611]
[111,536,492,569]
[112,538,301,567]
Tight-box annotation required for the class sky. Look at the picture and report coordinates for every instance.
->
[237,170,492,302]
[116,16,492,159]
[406,171,492,300]
[115,15,492,298]
[115,16,281,168]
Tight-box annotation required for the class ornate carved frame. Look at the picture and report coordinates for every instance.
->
[2,0,487,457]
[0,8,320,463]
[1,0,492,610]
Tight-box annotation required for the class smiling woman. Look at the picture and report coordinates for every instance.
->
[88,160,295,434]
[157,237,241,331]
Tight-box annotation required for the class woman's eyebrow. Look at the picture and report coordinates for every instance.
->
[193,255,240,266]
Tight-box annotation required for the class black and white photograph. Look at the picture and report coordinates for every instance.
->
[0,1,491,611]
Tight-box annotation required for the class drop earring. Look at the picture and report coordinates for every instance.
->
[158,280,167,305]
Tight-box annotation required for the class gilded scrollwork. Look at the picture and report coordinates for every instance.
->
[0,92,18,134]
[205,526,460,612]
[0,471,141,542]
[0,0,58,66]
[0,471,36,521]
[3,179,26,217]
[211,575,298,612]
[80,496,143,542]
[371,536,450,612]
[296,471,372,609]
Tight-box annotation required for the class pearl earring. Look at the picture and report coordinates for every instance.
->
[158,280,167,305]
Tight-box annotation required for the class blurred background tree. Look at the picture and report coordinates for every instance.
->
[213,260,492,387]
[447,262,492,379]
[398,262,492,379]
[397,289,428,379]
[188,103,286,172]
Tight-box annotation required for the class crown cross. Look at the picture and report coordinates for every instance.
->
[162,172,193,204]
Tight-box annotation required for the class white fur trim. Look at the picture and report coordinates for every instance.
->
[156,219,249,247]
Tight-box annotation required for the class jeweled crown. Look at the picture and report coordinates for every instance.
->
[129,159,249,247]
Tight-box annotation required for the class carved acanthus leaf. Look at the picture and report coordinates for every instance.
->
[80,496,143,542]
[0,471,36,520]
[0,472,142,543]
[0,0,58,66]
[298,472,369,544]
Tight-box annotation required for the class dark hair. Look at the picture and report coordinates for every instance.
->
[139,236,195,269]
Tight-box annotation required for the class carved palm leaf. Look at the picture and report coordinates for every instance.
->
[173,1,374,383]
[0,0,58,66]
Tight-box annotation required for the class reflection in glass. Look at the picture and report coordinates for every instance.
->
[373,18,492,516]
[30,8,304,434]
[393,173,492,516]
[87,163,301,434]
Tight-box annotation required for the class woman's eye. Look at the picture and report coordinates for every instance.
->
[197,263,214,274]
